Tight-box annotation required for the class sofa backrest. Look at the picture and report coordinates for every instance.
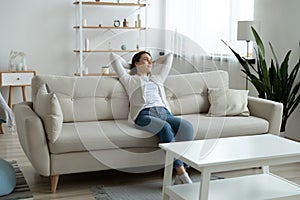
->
[165,70,229,115]
[31,70,228,122]
[32,75,129,122]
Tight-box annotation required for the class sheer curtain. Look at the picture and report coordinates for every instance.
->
[165,0,254,55]
[165,0,254,89]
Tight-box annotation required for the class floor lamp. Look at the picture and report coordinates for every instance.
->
[237,21,261,90]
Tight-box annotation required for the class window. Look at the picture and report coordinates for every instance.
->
[165,0,254,55]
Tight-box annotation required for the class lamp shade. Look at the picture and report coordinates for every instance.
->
[237,21,261,41]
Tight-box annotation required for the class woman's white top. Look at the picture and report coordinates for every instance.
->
[142,75,165,108]
[110,53,174,123]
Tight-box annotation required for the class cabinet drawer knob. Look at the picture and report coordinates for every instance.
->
[16,78,20,80]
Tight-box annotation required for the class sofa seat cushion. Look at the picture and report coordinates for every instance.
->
[49,120,159,154]
[49,113,269,154]
[181,114,269,140]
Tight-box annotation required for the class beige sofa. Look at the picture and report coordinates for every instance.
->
[14,70,283,192]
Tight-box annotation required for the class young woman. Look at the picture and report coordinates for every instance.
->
[110,51,194,184]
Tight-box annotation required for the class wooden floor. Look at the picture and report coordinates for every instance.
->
[1,127,300,200]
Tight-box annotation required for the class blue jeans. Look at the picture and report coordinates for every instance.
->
[135,107,194,168]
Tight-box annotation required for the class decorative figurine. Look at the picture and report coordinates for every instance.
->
[123,18,129,27]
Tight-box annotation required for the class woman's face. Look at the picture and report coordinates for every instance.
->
[135,53,153,75]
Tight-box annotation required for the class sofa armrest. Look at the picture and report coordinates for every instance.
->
[14,102,50,176]
[247,96,283,135]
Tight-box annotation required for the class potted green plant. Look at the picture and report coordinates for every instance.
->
[222,27,300,132]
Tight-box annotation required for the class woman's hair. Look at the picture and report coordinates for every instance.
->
[129,51,151,75]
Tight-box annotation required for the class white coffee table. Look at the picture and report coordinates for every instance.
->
[159,134,300,200]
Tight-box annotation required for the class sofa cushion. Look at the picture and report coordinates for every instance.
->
[164,71,229,115]
[32,71,229,122]
[48,120,159,154]
[49,114,268,154]
[32,75,129,122]
[181,114,269,140]
[207,88,250,116]
[34,84,63,143]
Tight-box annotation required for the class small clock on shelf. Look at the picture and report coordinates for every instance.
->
[113,20,120,27]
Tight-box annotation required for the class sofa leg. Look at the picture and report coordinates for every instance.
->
[51,175,59,193]
[0,124,3,134]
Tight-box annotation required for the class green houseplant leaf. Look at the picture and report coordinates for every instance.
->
[223,28,300,132]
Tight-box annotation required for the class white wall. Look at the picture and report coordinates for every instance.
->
[0,0,74,103]
[254,0,300,140]
[0,0,164,103]
[2,1,298,138]
[0,0,74,75]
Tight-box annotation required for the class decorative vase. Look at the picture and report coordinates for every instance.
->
[85,38,89,50]
[121,44,127,50]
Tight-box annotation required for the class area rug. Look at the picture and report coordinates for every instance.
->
[91,180,162,200]
[91,175,224,200]
[0,160,33,200]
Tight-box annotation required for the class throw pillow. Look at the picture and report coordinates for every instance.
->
[34,84,63,143]
[207,88,250,116]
